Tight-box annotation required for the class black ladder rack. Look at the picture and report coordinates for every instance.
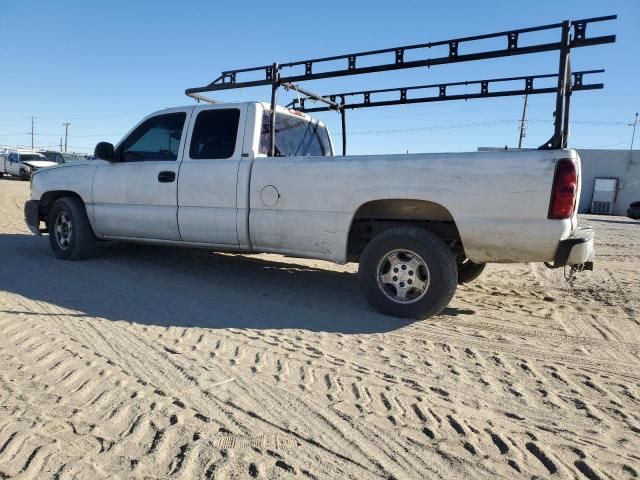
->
[185,15,616,155]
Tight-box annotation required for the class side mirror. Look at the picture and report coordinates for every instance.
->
[94,142,115,161]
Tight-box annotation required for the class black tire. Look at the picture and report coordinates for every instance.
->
[457,259,486,284]
[47,197,97,260]
[359,227,457,319]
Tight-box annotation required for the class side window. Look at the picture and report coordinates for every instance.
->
[189,109,240,159]
[119,112,187,162]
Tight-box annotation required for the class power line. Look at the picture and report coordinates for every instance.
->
[571,139,632,149]
[331,120,521,137]
[0,119,633,139]
[0,132,125,137]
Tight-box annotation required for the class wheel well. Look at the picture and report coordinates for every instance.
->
[347,199,465,262]
[39,191,84,227]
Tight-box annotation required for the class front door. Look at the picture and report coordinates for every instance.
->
[177,104,246,245]
[92,108,192,240]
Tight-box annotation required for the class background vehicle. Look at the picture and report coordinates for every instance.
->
[0,152,6,178]
[40,150,66,164]
[1,150,54,180]
[40,150,87,164]
[628,201,640,220]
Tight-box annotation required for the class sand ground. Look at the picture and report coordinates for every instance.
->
[0,179,638,479]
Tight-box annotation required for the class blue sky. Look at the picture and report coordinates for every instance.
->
[1,0,637,154]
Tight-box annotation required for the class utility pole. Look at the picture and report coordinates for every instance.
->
[62,122,71,152]
[60,138,63,152]
[30,117,37,150]
[630,112,638,150]
[517,94,528,149]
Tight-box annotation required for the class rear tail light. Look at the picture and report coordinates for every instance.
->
[548,159,577,219]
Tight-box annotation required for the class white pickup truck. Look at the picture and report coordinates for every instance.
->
[25,102,594,318]
[1,150,56,180]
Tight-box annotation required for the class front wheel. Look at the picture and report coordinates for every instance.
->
[457,258,486,284]
[47,197,97,260]
[359,227,457,319]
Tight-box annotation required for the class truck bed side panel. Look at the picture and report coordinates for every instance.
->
[249,149,578,264]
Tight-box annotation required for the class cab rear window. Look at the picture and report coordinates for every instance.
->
[259,112,332,157]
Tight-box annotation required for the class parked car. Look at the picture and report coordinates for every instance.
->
[0,150,55,180]
[63,153,89,163]
[628,201,640,220]
[39,151,86,164]
[40,150,66,164]
[24,102,595,319]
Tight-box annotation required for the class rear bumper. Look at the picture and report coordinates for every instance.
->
[551,225,594,269]
[24,200,41,236]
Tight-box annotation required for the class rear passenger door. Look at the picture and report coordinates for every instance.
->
[177,104,246,245]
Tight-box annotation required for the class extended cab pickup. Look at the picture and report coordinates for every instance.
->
[25,102,595,318]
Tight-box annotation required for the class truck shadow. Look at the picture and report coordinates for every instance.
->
[0,233,472,333]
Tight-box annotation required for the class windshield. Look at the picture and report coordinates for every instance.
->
[62,153,82,162]
[20,154,46,162]
[259,112,332,157]
[41,151,59,162]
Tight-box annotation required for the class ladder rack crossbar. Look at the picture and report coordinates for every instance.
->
[295,84,602,113]
[186,15,615,95]
[288,70,605,112]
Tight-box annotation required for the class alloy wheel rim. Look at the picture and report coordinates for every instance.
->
[376,249,430,304]
[55,212,72,250]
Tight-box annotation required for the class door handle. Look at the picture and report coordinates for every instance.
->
[158,171,176,183]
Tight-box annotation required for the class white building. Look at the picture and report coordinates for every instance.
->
[576,149,639,216]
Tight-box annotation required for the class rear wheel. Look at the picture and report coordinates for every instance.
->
[359,227,457,319]
[47,197,97,260]
[457,258,486,284]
